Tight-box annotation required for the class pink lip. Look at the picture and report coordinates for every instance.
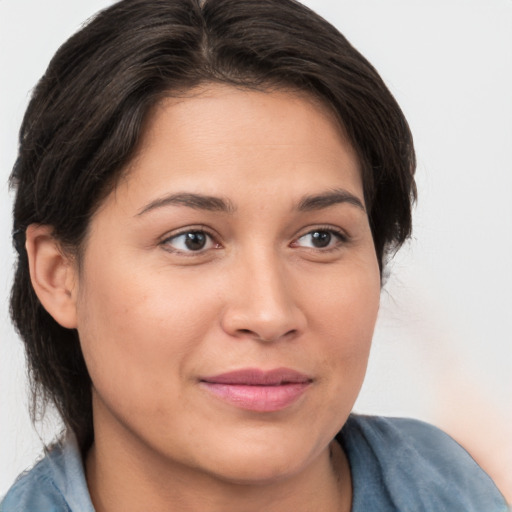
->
[200,368,312,412]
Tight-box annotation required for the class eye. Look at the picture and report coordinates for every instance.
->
[293,229,346,250]
[162,230,217,253]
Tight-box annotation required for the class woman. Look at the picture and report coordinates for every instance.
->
[1,0,507,510]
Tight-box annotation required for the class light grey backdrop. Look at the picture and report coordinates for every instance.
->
[1,0,511,498]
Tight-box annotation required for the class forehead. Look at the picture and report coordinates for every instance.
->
[138,85,349,149]
[111,84,363,210]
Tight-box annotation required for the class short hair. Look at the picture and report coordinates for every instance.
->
[10,0,416,450]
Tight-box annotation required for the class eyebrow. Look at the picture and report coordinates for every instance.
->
[297,188,365,212]
[137,188,365,216]
[137,192,236,216]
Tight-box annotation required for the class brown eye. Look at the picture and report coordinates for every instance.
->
[183,232,207,251]
[309,231,332,248]
[295,229,345,250]
[164,230,216,253]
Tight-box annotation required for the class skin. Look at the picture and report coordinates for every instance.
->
[27,85,381,511]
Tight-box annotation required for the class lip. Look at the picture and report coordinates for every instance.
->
[200,368,312,412]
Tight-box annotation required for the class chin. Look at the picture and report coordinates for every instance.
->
[207,453,309,486]
[191,428,327,486]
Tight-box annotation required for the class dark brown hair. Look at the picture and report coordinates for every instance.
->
[10,0,416,450]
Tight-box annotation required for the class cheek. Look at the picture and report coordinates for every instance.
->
[304,257,380,384]
[289,261,379,448]
[74,260,218,409]
[305,255,380,339]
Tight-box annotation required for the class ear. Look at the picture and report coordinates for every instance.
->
[25,224,78,329]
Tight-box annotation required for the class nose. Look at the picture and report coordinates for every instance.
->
[220,251,307,343]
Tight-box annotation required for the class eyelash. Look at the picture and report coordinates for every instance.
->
[160,225,348,255]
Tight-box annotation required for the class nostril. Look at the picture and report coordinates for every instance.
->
[235,328,299,343]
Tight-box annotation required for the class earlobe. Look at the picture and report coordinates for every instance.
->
[25,224,78,329]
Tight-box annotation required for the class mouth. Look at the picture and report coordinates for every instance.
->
[199,368,312,412]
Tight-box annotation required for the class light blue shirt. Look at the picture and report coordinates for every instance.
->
[2,415,508,511]
[1,431,94,512]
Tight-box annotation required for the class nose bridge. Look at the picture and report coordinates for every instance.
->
[221,245,304,342]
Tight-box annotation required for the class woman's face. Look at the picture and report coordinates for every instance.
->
[74,85,380,483]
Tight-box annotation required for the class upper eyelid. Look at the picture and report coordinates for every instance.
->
[295,225,348,240]
[161,226,218,242]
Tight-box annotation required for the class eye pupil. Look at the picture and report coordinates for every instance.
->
[311,231,331,248]
[184,232,207,251]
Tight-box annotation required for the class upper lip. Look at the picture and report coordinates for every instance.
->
[201,367,312,386]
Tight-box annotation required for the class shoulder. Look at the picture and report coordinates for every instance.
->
[1,455,69,512]
[1,433,94,512]
[338,414,508,512]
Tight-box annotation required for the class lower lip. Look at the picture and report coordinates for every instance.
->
[200,382,310,412]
